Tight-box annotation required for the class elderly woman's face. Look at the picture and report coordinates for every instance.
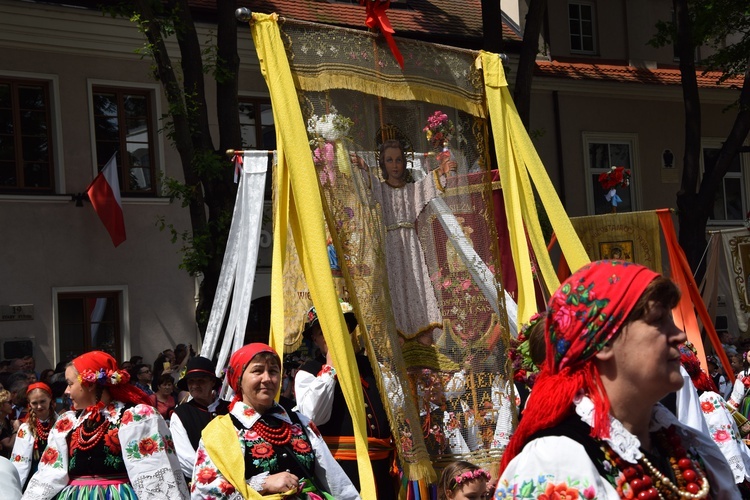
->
[240,357,281,413]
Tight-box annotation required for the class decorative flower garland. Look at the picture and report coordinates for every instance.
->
[78,368,130,387]
[451,468,491,487]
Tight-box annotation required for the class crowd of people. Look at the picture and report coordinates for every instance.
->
[3,259,750,498]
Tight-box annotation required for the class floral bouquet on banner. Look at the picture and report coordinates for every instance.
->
[598,166,631,212]
[307,107,354,183]
[424,110,456,174]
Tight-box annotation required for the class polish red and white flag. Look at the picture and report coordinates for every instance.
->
[87,154,126,247]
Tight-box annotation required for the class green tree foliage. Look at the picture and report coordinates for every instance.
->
[651,0,750,271]
[107,0,241,333]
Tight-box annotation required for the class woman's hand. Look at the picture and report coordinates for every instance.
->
[350,153,369,172]
[263,471,300,494]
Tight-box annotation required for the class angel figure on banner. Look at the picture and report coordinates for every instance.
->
[351,130,457,356]
[308,106,354,186]
[598,165,631,213]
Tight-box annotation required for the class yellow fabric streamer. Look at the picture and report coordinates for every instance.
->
[481,51,589,323]
[250,13,377,499]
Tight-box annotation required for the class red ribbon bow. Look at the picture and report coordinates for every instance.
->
[360,0,404,69]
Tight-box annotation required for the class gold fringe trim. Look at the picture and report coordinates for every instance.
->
[400,341,461,372]
[294,73,486,118]
[402,459,438,483]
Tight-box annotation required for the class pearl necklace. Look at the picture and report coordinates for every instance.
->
[639,454,710,499]
[606,425,710,500]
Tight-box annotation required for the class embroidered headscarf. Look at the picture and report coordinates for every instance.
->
[72,351,151,407]
[226,343,280,408]
[501,261,660,470]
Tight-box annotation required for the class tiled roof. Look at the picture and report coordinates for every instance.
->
[535,60,744,89]
[192,0,522,46]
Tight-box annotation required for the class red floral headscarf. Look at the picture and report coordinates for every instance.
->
[72,351,150,407]
[501,261,659,470]
[226,343,280,407]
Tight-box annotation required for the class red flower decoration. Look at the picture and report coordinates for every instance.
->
[40,447,59,465]
[138,437,159,456]
[105,428,121,453]
[700,401,715,413]
[292,438,312,454]
[195,448,207,466]
[218,480,235,494]
[195,466,217,484]
[243,407,256,418]
[250,442,274,459]
[54,418,73,433]
[121,411,134,426]
[598,166,631,191]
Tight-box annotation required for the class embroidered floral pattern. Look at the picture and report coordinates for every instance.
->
[495,476,592,499]
[55,417,74,433]
[40,447,62,468]
[125,433,165,460]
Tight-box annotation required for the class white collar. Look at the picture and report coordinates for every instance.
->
[574,396,679,463]
[229,401,293,429]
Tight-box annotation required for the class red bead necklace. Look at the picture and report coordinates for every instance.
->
[607,426,709,499]
[34,418,52,443]
[72,407,110,452]
[254,419,292,446]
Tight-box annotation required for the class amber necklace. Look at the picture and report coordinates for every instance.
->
[254,417,291,446]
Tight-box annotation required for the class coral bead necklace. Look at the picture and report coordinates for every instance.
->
[607,426,709,500]
[254,418,291,446]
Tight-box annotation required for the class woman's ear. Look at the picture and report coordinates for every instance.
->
[594,341,615,361]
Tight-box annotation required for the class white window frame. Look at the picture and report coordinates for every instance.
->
[568,1,597,54]
[52,285,130,366]
[87,79,166,201]
[701,138,748,226]
[582,132,640,215]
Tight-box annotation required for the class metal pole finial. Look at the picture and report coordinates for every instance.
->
[235,7,252,22]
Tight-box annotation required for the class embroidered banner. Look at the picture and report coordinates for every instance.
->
[720,228,750,333]
[569,210,662,272]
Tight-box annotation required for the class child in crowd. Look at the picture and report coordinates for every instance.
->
[438,460,491,500]
[9,382,57,488]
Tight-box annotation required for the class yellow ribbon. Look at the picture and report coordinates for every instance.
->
[250,13,376,498]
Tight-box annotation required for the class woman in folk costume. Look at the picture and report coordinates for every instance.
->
[10,382,57,489]
[678,344,750,490]
[22,351,189,500]
[190,343,359,499]
[494,261,739,499]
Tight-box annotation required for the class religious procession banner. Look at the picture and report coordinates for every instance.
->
[246,12,589,493]
[720,227,750,333]
[569,210,662,272]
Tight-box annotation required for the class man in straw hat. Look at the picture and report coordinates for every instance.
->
[295,301,398,499]
[169,356,229,482]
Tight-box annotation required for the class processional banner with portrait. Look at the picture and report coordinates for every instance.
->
[248,11,591,496]
[257,15,515,484]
